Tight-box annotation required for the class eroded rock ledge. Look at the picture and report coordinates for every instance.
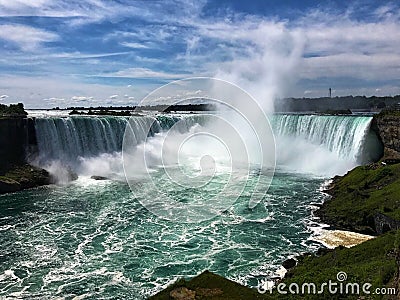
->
[371,110,400,160]
[0,164,50,194]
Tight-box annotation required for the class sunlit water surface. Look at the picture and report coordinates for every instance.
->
[0,169,327,299]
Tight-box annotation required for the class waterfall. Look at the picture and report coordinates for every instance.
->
[270,115,374,162]
[32,114,382,179]
[270,114,382,175]
[34,115,208,163]
[34,116,129,163]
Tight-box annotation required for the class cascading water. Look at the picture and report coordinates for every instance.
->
[271,115,374,162]
[35,117,135,162]
[33,114,382,179]
[33,115,206,181]
[269,114,382,175]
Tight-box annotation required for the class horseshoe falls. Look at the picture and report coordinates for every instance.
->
[0,113,382,299]
[33,114,381,178]
[271,114,382,175]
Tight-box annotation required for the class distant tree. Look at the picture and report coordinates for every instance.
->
[0,102,27,116]
[377,102,386,109]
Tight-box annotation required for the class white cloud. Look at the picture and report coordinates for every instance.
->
[0,0,132,19]
[0,0,51,11]
[100,67,190,79]
[176,6,400,102]
[0,94,9,99]
[0,75,156,108]
[51,51,131,59]
[0,1,399,105]
[109,94,118,99]
[185,36,200,56]
[0,24,58,51]
[120,42,148,49]
[300,53,400,80]
[71,96,93,101]
[43,97,65,101]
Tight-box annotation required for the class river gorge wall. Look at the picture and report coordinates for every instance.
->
[371,112,400,160]
[0,117,37,174]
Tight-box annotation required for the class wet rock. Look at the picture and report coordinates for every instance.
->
[0,164,50,194]
[91,175,109,180]
[282,258,297,269]
[0,178,21,193]
[371,112,400,160]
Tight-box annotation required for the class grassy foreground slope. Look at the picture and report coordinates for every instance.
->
[316,163,400,234]
[282,230,399,299]
[148,270,268,300]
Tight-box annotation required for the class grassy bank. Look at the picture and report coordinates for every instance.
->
[316,163,400,235]
[282,230,399,299]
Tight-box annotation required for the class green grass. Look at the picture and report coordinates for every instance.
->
[281,230,400,299]
[148,270,269,300]
[317,163,400,233]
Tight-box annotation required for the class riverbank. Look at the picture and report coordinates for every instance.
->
[315,162,400,235]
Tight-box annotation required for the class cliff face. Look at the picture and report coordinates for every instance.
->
[0,117,49,194]
[371,112,400,160]
[0,117,37,174]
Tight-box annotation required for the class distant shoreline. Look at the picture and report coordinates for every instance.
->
[20,94,400,113]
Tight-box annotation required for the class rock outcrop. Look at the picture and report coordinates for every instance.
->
[374,212,400,234]
[0,164,50,194]
[371,111,400,160]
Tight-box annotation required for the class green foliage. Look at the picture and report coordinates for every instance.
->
[377,109,400,117]
[318,163,400,232]
[0,103,27,116]
[148,270,269,300]
[280,230,399,299]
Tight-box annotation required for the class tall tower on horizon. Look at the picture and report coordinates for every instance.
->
[329,88,332,98]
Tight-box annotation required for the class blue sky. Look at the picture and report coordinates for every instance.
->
[0,0,399,108]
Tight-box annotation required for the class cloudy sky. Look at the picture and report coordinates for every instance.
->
[0,0,399,108]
